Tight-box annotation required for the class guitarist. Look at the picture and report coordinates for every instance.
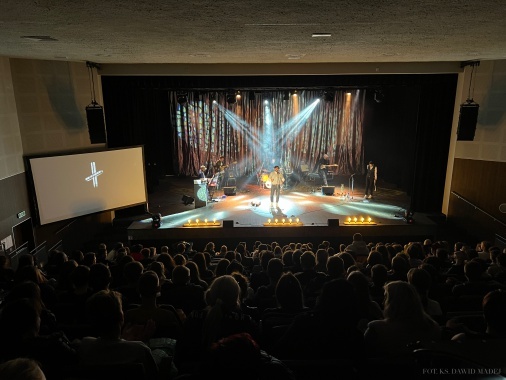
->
[317,153,331,186]
[214,155,227,189]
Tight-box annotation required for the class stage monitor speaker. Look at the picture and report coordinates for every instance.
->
[86,104,107,144]
[223,186,236,196]
[457,103,479,141]
[322,186,335,196]
[328,219,339,227]
[223,220,234,228]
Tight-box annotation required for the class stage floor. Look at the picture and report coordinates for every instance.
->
[125,175,439,248]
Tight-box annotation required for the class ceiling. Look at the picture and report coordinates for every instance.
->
[1,0,506,65]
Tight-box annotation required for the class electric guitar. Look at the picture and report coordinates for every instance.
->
[320,164,338,169]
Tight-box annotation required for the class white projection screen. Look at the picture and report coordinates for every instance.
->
[28,146,147,225]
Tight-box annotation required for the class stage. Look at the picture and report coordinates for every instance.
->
[124,175,440,249]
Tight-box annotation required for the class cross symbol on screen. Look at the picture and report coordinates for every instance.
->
[85,162,103,188]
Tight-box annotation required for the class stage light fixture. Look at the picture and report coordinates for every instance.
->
[374,90,385,103]
[177,93,188,104]
[323,91,334,102]
[226,92,237,104]
[151,213,162,229]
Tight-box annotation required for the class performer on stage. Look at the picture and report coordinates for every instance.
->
[214,156,227,189]
[364,161,378,199]
[268,165,285,207]
[317,154,331,186]
[198,165,207,179]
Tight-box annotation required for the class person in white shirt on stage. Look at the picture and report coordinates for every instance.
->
[198,165,207,180]
[268,165,285,207]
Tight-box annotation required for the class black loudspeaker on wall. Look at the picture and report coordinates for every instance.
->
[86,104,107,144]
[322,186,335,196]
[223,220,234,228]
[457,102,479,141]
[328,219,339,227]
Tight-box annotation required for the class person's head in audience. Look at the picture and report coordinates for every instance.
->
[86,290,124,338]
[337,251,356,272]
[148,261,166,282]
[407,267,432,307]
[315,279,359,326]
[173,253,187,266]
[383,281,432,325]
[370,264,388,286]
[14,265,47,285]
[224,250,237,262]
[122,261,144,286]
[0,358,46,380]
[17,253,35,270]
[192,252,210,273]
[339,243,346,252]
[281,250,294,267]
[366,250,384,268]
[266,257,284,283]
[83,252,97,268]
[479,240,492,254]
[275,272,305,311]
[260,250,274,271]
[215,259,231,278]
[464,259,486,281]
[226,260,244,275]
[327,255,345,278]
[88,263,112,292]
[299,251,316,271]
[202,275,241,347]
[171,265,190,285]
[185,261,204,285]
[69,250,84,264]
[138,270,160,300]
[231,271,250,303]
[219,245,228,257]
[390,255,409,275]
[5,280,46,315]
[315,249,329,268]
[70,265,90,292]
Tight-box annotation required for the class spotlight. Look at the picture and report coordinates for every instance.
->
[177,93,188,104]
[151,213,162,229]
[283,91,290,101]
[323,91,334,102]
[374,90,385,103]
[404,209,415,224]
[226,92,237,104]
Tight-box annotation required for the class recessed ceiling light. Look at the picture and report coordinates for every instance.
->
[312,33,331,38]
[285,54,306,60]
[21,35,58,42]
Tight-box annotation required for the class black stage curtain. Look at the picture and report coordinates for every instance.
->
[101,74,457,212]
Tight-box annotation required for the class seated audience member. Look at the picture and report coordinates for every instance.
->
[147,261,168,287]
[106,242,125,262]
[113,261,143,308]
[345,233,370,262]
[124,270,182,340]
[0,298,77,380]
[156,253,176,280]
[314,249,329,273]
[4,280,57,335]
[362,250,384,278]
[75,290,158,380]
[175,275,259,370]
[0,358,47,380]
[451,259,504,298]
[159,265,205,316]
[487,252,506,281]
[364,281,441,359]
[387,254,410,282]
[88,262,112,294]
[185,260,209,290]
[337,251,356,273]
[407,268,443,321]
[254,258,284,312]
[214,258,231,278]
[250,251,274,292]
[347,271,383,332]
[369,264,388,308]
[231,271,259,322]
[294,251,327,308]
[261,273,309,350]
[405,242,424,268]
[56,265,93,324]
[14,265,58,312]
[191,252,214,283]
[445,250,468,282]
[271,279,364,377]
[325,255,345,281]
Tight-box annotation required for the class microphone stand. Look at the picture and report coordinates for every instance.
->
[348,174,355,200]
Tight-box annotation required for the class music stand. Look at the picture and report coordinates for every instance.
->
[347,174,355,200]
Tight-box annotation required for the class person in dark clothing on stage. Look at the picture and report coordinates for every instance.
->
[317,154,331,186]
[364,161,377,199]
